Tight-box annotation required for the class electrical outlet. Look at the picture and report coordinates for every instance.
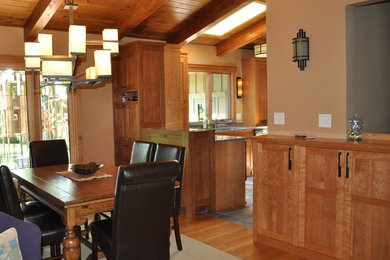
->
[274,112,285,125]
[319,114,332,128]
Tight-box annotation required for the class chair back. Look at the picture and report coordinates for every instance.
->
[113,161,179,260]
[0,165,24,220]
[154,144,185,216]
[29,139,69,167]
[130,141,157,164]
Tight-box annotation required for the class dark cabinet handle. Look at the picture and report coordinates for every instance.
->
[288,147,292,170]
[338,152,342,178]
[346,152,350,179]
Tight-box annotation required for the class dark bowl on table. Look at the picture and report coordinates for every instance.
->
[71,162,103,175]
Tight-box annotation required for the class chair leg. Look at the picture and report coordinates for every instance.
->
[173,215,183,251]
[55,243,61,256]
[92,236,98,260]
[50,244,55,257]
[84,219,89,239]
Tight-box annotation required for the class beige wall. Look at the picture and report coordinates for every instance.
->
[0,26,115,164]
[267,0,367,138]
[181,44,253,122]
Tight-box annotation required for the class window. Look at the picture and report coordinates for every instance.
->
[40,84,70,146]
[188,65,236,123]
[0,70,29,169]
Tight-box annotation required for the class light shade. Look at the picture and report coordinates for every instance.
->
[94,50,111,78]
[24,42,40,56]
[236,77,243,99]
[86,67,97,80]
[69,25,86,56]
[292,29,309,71]
[25,57,41,70]
[102,29,118,41]
[42,60,73,78]
[103,41,119,54]
[38,33,53,56]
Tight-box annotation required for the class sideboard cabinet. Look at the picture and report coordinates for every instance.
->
[252,135,390,260]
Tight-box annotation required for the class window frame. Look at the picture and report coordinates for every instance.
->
[188,64,237,122]
[0,55,82,163]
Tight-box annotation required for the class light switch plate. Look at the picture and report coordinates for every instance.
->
[274,112,285,125]
[236,113,242,120]
[319,114,332,128]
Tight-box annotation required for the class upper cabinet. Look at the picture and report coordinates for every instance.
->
[242,57,267,126]
[112,41,186,165]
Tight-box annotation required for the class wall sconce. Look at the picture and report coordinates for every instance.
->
[292,29,309,71]
[236,77,243,99]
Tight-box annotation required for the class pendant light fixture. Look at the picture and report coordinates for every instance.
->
[24,0,119,90]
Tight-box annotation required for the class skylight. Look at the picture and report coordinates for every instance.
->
[204,2,266,36]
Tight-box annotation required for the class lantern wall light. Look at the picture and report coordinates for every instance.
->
[292,29,309,71]
[236,77,243,99]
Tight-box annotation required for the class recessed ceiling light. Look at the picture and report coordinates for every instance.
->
[205,2,266,36]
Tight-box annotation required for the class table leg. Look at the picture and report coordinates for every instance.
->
[63,227,81,260]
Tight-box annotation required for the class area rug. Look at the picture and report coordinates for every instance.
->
[43,234,240,260]
[170,234,240,260]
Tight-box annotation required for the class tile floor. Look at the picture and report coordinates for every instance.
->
[206,176,253,228]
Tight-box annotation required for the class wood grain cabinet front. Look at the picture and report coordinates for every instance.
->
[253,142,295,244]
[252,136,390,260]
[300,148,390,260]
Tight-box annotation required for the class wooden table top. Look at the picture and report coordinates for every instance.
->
[12,164,118,208]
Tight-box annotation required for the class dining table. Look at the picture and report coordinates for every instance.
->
[11,163,119,260]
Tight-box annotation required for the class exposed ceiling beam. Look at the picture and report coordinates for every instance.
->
[216,18,266,56]
[114,0,169,40]
[167,0,248,45]
[24,0,63,41]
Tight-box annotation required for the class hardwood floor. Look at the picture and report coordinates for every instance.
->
[179,214,307,260]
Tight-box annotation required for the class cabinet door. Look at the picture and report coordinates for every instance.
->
[139,43,165,128]
[302,147,345,258]
[344,151,390,260]
[113,103,140,141]
[254,142,294,243]
[123,50,138,91]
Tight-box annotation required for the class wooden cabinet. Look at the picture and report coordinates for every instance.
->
[213,138,246,211]
[113,102,140,165]
[254,142,295,244]
[112,41,187,165]
[344,151,390,260]
[252,136,390,260]
[112,41,166,165]
[242,57,267,126]
[300,147,345,258]
[146,129,214,218]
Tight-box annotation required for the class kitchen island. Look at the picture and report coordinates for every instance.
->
[211,135,247,212]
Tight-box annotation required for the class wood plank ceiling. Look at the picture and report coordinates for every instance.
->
[0,0,267,56]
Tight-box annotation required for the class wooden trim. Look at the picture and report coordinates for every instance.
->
[188,64,237,73]
[0,55,25,70]
[216,18,266,56]
[167,0,248,45]
[24,0,63,41]
[114,0,169,39]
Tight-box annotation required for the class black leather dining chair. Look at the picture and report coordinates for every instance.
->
[29,139,69,167]
[0,165,67,259]
[153,143,186,251]
[130,141,157,164]
[91,161,180,260]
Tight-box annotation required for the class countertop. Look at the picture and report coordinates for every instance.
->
[215,135,248,142]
